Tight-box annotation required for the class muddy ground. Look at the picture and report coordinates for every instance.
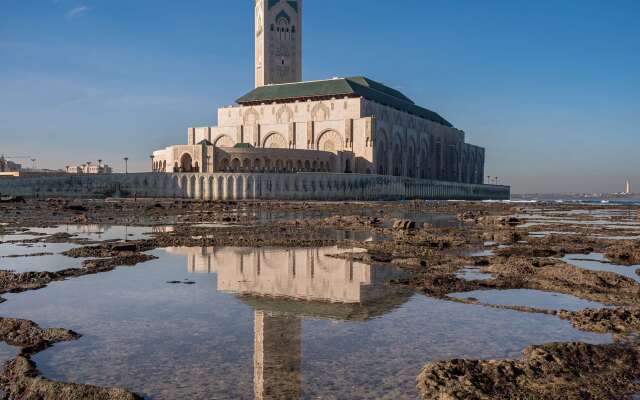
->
[0,198,639,399]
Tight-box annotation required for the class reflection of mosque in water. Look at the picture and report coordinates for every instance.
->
[165,246,411,399]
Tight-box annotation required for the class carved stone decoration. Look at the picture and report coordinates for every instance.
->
[311,102,330,121]
[317,130,343,153]
[276,105,294,123]
[256,0,264,37]
[263,132,287,149]
[244,108,260,126]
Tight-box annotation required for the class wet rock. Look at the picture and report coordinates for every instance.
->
[605,243,640,265]
[495,235,595,258]
[0,317,79,350]
[492,230,522,244]
[484,257,640,306]
[559,307,640,333]
[2,252,54,258]
[108,243,138,252]
[81,253,158,271]
[1,355,143,400]
[406,274,480,298]
[0,196,25,203]
[392,219,416,231]
[478,216,521,227]
[417,341,640,400]
[390,258,427,268]
[319,215,382,228]
[64,204,87,212]
[457,211,484,223]
[0,252,157,295]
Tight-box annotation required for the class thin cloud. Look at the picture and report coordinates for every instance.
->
[67,5,89,19]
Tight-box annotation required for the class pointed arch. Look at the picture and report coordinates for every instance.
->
[262,132,287,149]
[214,134,235,148]
[316,130,343,153]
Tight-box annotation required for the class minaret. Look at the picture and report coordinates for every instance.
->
[625,179,631,195]
[255,0,302,87]
[253,311,301,400]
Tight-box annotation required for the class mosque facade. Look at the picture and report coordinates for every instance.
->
[152,0,486,186]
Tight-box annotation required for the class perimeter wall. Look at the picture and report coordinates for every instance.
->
[0,173,510,201]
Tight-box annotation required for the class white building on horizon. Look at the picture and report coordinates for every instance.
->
[66,161,113,175]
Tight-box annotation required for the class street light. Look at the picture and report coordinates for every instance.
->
[150,155,155,172]
[124,157,129,174]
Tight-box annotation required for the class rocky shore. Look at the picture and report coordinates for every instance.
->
[0,198,639,399]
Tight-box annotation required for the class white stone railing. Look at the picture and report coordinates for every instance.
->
[0,173,510,201]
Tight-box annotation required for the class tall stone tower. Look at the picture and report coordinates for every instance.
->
[255,0,302,87]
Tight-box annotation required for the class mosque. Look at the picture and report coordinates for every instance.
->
[152,0,486,185]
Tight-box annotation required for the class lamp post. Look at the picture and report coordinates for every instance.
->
[124,157,129,174]
[150,155,155,172]
[487,175,491,185]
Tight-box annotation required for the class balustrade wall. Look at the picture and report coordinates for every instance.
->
[0,173,510,201]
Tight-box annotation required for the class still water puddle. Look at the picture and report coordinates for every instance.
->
[0,242,89,273]
[455,268,493,281]
[28,225,171,241]
[0,342,17,365]
[0,247,610,399]
[562,253,640,283]
[450,289,606,311]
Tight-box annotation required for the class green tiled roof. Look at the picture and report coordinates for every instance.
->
[233,143,255,149]
[236,77,452,127]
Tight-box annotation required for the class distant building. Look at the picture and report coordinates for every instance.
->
[66,161,113,175]
[0,155,22,173]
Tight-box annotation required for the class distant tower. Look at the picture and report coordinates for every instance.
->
[255,0,302,87]
[625,179,631,194]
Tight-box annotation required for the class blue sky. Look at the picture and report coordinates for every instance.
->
[1,0,638,193]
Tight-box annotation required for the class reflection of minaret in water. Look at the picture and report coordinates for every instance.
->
[254,311,301,400]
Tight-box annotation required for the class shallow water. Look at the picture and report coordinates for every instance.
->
[467,249,494,257]
[562,253,640,283]
[28,225,167,241]
[450,289,607,311]
[0,342,16,365]
[0,247,610,399]
[0,242,89,273]
[455,268,493,281]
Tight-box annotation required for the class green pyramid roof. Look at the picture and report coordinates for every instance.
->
[236,76,452,127]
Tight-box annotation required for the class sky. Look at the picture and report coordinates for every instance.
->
[1,0,639,194]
